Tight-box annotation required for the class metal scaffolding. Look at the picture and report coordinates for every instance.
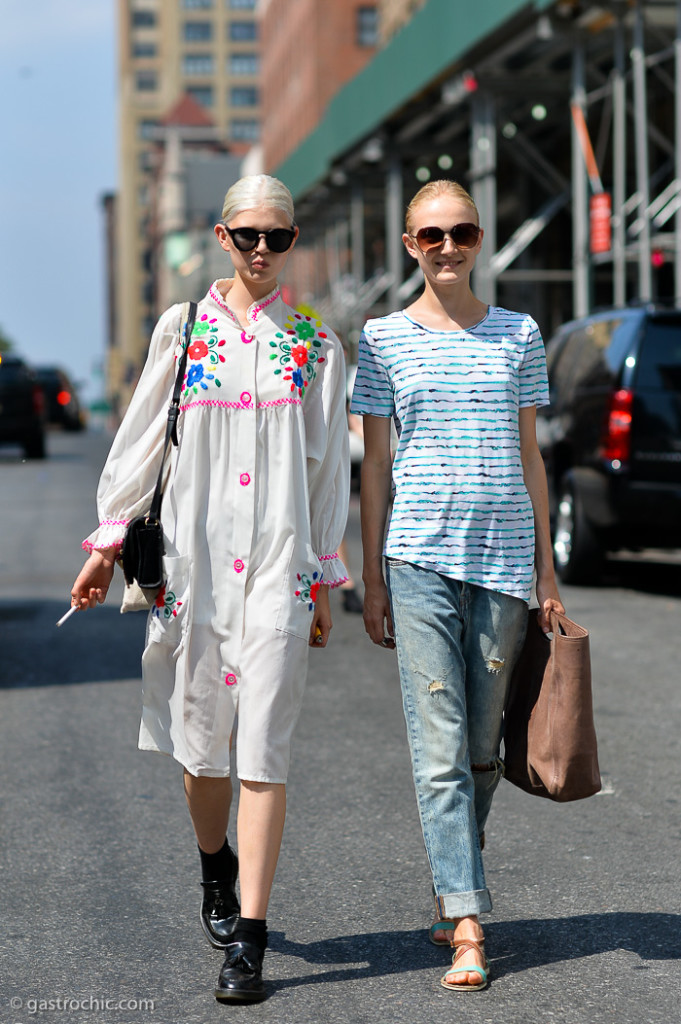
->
[284,1,681,347]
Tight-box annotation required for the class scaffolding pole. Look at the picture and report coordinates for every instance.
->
[572,41,590,317]
[351,183,365,295]
[632,1,652,300]
[470,92,497,305]
[386,153,403,312]
[676,1,681,304]
[613,10,627,307]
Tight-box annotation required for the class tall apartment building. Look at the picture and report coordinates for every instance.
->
[114,0,260,407]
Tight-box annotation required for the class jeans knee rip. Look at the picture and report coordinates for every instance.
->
[427,679,446,694]
[485,656,505,675]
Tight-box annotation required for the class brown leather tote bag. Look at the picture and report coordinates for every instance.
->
[503,608,601,802]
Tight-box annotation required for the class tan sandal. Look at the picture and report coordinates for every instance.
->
[440,937,489,992]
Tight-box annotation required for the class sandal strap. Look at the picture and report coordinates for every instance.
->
[429,919,457,934]
[443,964,488,983]
[451,938,488,971]
[453,937,486,959]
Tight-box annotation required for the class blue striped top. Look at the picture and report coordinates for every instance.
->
[350,307,549,601]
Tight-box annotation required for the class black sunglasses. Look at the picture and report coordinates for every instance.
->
[224,225,296,253]
[411,223,481,252]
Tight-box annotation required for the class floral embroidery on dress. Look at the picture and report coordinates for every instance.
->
[295,570,322,611]
[183,314,225,396]
[269,313,327,399]
[151,584,183,620]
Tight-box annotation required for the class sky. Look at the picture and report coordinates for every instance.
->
[0,2,117,403]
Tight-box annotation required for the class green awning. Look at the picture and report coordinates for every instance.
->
[274,0,555,200]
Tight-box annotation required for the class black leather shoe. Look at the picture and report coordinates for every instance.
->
[214,940,266,1003]
[200,850,239,949]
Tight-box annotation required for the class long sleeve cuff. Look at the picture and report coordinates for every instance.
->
[82,519,129,554]
[317,552,349,588]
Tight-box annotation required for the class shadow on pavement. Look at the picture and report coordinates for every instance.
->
[266,912,681,990]
[0,599,147,688]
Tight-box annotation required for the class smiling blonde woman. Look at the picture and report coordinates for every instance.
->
[352,179,564,993]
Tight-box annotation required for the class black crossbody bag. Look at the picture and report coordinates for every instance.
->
[120,301,197,591]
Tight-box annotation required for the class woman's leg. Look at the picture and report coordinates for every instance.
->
[183,771,232,851]
[236,781,287,919]
[463,587,528,836]
[385,561,490,918]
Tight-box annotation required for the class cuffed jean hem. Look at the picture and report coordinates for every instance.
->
[436,888,493,919]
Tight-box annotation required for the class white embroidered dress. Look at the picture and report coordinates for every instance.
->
[84,282,349,781]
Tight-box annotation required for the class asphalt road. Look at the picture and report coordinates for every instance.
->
[1,429,680,1024]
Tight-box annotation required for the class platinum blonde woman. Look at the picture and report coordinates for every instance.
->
[72,175,349,1003]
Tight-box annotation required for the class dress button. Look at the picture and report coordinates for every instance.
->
[233,559,245,574]
[240,472,251,486]
[240,391,252,406]
[225,673,237,686]
[240,331,254,344]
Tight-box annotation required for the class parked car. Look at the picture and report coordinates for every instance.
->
[538,305,681,583]
[34,366,85,431]
[0,354,47,458]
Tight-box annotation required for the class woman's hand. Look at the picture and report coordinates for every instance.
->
[536,574,565,632]
[362,576,395,649]
[309,583,332,648]
[70,548,118,611]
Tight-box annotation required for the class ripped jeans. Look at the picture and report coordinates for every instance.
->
[385,559,528,918]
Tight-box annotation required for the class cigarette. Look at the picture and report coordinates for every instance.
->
[56,605,79,627]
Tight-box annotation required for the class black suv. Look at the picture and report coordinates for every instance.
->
[0,354,47,459]
[538,306,681,583]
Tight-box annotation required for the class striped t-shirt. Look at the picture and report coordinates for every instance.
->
[350,307,549,601]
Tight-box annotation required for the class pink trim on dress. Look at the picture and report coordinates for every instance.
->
[247,287,280,323]
[318,552,339,562]
[208,282,280,326]
[82,538,124,554]
[321,576,350,589]
[208,284,240,325]
[257,397,301,408]
[179,398,301,412]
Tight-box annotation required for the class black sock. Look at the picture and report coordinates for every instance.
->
[198,838,235,882]
[232,916,268,953]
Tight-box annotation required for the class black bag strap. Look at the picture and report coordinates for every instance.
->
[147,301,197,523]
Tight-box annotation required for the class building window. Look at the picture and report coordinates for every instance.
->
[183,20,213,41]
[230,118,259,141]
[230,86,258,107]
[182,53,215,75]
[132,41,157,58]
[132,11,157,28]
[138,118,159,139]
[136,70,158,91]
[183,0,213,8]
[227,0,256,8]
[229,52,259,76]
[187,85,214,107]
[356,6,378,47]
[229,20,257,41]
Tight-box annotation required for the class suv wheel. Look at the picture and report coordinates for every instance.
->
[553,481,603,585]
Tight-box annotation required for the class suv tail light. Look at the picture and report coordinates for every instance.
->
[600,388,633,463]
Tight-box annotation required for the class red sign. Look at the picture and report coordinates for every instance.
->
[590,192,612,254]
